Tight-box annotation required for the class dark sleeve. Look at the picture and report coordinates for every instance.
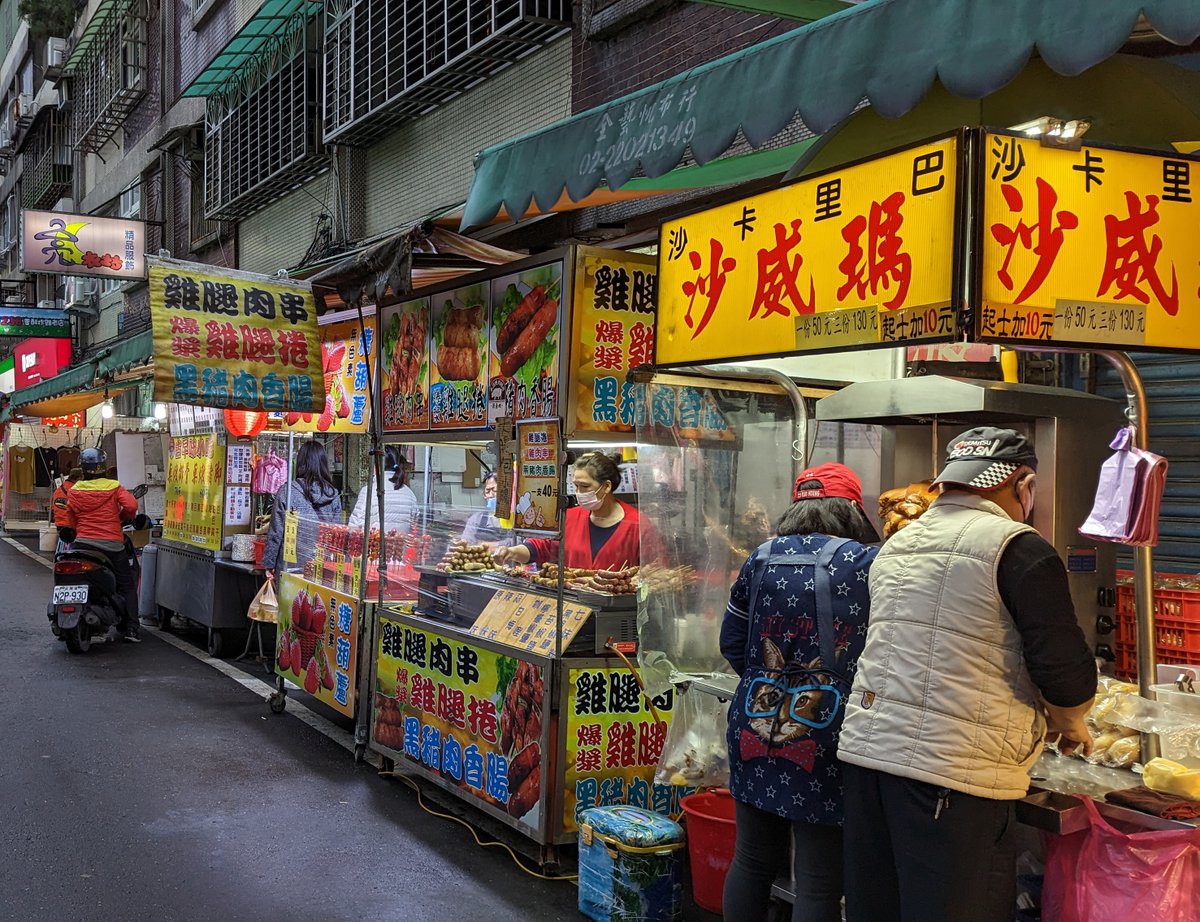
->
[261,486,287,570]
[523,536,559,564]
[720,555,756,675]
[998,532,1096,708]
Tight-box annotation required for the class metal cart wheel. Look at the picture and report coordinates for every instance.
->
[207,629,224,658]
[353,742,367,764]
[268,674,287,714]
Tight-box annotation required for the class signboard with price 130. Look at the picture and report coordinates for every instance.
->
[656,135,961,365]
[977,131,1200,352]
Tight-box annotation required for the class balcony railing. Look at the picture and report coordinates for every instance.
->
[22,109,73,209]
[71,0,148,154]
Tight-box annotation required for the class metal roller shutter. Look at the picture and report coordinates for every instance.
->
[1096,353,1200,573]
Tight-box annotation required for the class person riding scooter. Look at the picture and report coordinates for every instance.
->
[57,448,142,643]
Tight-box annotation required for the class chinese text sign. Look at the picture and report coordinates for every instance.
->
[488,261,563,422]
[276,574,360,716]
[569,247,657,435]
[374,618,545,837]
[379,298,430,432]
[430,283,490,430]
[979,132,1200,350]
[514,418,560,535]
[149,257,324,413]
[163,434,225,550]
[657,137,959,364]
[281,318,376,433]
[20,209,147,280]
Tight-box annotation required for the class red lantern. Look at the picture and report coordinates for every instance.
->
[224,408,268,438]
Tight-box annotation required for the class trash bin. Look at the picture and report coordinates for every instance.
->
[578,805,685,922]
[138,543,158,618]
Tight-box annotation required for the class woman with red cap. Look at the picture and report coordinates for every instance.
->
[720,462,880,922]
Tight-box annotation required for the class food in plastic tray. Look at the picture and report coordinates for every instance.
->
[436,539,496,573]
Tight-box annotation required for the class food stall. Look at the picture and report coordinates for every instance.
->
[365,246,685,855]
[642,128,1200,906]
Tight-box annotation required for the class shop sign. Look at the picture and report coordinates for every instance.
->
[569,247,657,434]
[148,257,324,413]
[495,415,516,522]
[639,382,735,444]
[374,617,546,837]
[0,306,71,339]
[40,412,85,427]
[20,208,147,280]
[275,574,359,716]
[429,281,489,429]
[978,132,1200,352]
[468,587,593,655]
[514,418,560,534]
[14,337,71,388]
[379,297,430,431]
[281,317,376,433]
[163,433,225,550]
[0,355,13,393]
[224,443,252,528]
[488,260,563,421]
[657,136,959,365]
[564,671,680,834]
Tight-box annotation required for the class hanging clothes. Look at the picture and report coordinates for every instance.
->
[8,446,35,494]
[34,447,59,487]
[57,445,81,474]
[252,451,288,496]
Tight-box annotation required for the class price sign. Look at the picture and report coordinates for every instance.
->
[283,509,299,564]
[514,417,560,536]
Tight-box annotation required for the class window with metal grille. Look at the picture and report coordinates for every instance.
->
[0,193,16,253]
[71,0,148,154]
[21,108,72,209]
[203,12,325,221]
[322,0,572,146]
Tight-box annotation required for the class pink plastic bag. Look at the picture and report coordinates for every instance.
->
[1079,427,1168,547]
[1042,796,1200,922]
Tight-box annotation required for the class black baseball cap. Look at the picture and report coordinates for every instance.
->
[931,427,1038,490]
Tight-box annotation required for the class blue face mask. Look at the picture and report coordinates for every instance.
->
[486,497,497,511]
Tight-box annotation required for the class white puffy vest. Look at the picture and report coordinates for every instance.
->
[838,492,1045,800]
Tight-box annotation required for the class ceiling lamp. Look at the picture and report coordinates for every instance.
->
[224,408,268,438]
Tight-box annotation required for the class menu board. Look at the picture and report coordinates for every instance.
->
[224,485,251,526]
[514,418,560,535]
[569,247,657,434]
[379,297,430,431]
[163,433,225,550]
[226,443,253,484]
[468,587,592,656]
[281,318,376,432]
[374,617,546,837]
[487,261,563,421]
[563,671,678,834]
[429,282,489,429]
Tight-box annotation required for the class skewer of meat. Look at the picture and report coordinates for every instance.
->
[496,286,546,355]
[501,299,558,377]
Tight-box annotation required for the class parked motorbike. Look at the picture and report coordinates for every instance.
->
[48,538,138,654]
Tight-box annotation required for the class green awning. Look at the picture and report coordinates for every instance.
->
[462,0,1200,229]
[181,0,322,97]
[8,360,99,408]
[97,330,154,377]
[692,0,852,19]
[622,138,821,193]
[61,0,123,75]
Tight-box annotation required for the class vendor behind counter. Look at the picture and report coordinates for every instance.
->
[498,452,662,570]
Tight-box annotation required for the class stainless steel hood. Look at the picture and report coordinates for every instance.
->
[815,375,1120,426]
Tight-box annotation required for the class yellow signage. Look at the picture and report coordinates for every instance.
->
[568,247,657,435]
[283,509,299,564]
[657,137,959,365]
[149,256,324,413]
[163,434,226,550]
[280,317,376,432]
[979,132,1200,350]
[514,418,560,535]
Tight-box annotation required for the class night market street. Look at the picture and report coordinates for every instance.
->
[0,536,578,922]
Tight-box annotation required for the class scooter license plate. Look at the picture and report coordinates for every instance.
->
[52,585,89,604]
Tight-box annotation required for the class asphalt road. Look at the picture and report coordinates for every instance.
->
[0,537,579,922]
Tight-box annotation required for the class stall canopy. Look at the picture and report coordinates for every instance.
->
[98,329,154,378]
[7,360,98,410]
[460,0,1200,229]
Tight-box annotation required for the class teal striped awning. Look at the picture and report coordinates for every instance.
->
[61,0,123,75]
[7,360,99,408]
[462,0,1200,229]
[97,330,154,377]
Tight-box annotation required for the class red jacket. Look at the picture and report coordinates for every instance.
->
[51,480,76,526]
[61,477,138,542]
[526,501,663,570]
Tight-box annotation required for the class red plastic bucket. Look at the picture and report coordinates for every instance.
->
[679,789,737,913]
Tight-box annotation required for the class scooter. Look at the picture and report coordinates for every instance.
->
[48,541,135,653]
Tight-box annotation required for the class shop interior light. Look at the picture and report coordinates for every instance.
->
[153,402,168,421]
[100,390,115,420]
[1008,115,1091,150]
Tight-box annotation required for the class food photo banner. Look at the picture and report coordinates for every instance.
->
[657,136,960,364]
[977,132,1200,352]
[281,317,375,433]
[148,257,324,413]
[569,247,657,435]
[20,209,147,280]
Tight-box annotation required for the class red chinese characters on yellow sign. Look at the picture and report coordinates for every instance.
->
[979,132,1199,348]
[658,138,958,365]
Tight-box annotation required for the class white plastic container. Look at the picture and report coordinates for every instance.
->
[39,526,58,552]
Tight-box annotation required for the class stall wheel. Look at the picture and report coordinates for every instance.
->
[269,692,287,714]
[353,742,367,765]
[207,629,224,658]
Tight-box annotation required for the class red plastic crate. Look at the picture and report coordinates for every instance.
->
[1115,584,1200,622]
[1111,640,1198,682]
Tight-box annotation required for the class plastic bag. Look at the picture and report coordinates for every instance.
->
[1079,427,1168,546]
[654,684,729,789]
[1041,796,1200,922]
[248,573,279,623]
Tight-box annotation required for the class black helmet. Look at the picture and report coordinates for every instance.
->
[80,447,107,473]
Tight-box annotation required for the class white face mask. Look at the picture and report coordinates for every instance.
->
[577,488,604,511]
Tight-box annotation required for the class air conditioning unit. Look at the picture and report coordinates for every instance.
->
[37,299,57,311]
[56,83,71,112]
[0,125,10,154]
[45,38,67,74]
[12,93,34,122]
[65,277,98,314]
